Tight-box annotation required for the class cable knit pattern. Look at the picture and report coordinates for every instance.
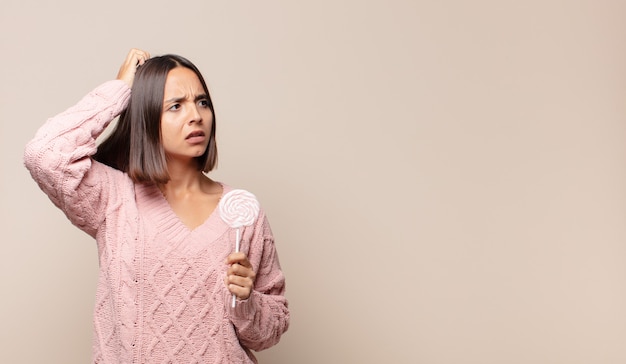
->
[23,80,289,363]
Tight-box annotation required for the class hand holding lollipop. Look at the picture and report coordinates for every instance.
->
[219,189,260,307]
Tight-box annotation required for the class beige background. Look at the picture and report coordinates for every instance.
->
[2,1,626,363]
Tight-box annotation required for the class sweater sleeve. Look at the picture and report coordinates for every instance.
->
[23,80,131,237]
[227,212,290,351]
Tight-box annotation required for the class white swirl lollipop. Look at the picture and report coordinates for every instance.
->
[218,189,260,307]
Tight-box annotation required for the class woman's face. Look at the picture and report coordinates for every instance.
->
[160,66,213,163]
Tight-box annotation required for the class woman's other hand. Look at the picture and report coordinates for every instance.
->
[116,48,150,88]
[225,252,257,301]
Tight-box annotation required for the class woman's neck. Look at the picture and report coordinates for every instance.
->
[160,158,211,196]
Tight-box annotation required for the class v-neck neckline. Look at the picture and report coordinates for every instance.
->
[135,182,232,245]
[158,181,225,232]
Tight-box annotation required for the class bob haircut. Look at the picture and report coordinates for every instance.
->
[94,54,217,184]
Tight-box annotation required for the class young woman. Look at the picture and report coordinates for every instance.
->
[24,49,289,363]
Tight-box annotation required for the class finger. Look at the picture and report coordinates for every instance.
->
[226,274,254,288]
[126,49,142,66]
[226,252,251,267]
[226,284,252,300]
[135,50,150,67]
[224,276,253,299]
[225,265,256,292]
[227,262,256,279]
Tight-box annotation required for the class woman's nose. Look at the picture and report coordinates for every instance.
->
[188,104,202,124]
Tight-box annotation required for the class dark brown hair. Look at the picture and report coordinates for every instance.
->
[94,54,217,184]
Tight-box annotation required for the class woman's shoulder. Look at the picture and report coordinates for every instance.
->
[217,182,261,204]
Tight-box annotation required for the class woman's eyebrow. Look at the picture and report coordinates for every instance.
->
[164,93,208,104]
[164,96,185,104]
[195,93,209,101]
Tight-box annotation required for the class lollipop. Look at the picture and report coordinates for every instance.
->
[218,189,260,307]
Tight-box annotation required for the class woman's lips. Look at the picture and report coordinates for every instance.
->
[185,130,206,144]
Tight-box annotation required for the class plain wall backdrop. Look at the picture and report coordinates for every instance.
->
[2,1,626,363]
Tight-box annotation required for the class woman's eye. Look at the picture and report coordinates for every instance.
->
[169,104,181,111]
[199,99,210,108]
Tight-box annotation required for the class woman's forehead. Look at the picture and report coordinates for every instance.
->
[164,67,204,96]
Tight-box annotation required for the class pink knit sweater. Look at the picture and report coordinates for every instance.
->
[24,80,289,363]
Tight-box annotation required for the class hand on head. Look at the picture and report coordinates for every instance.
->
[117,48,151,88]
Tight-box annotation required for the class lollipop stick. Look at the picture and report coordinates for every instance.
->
[235,227,241,253]
[232,227,241,308]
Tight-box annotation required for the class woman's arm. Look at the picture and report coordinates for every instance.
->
[23,49,149,237]
[23,80,131,236]
[226,214,290,351]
